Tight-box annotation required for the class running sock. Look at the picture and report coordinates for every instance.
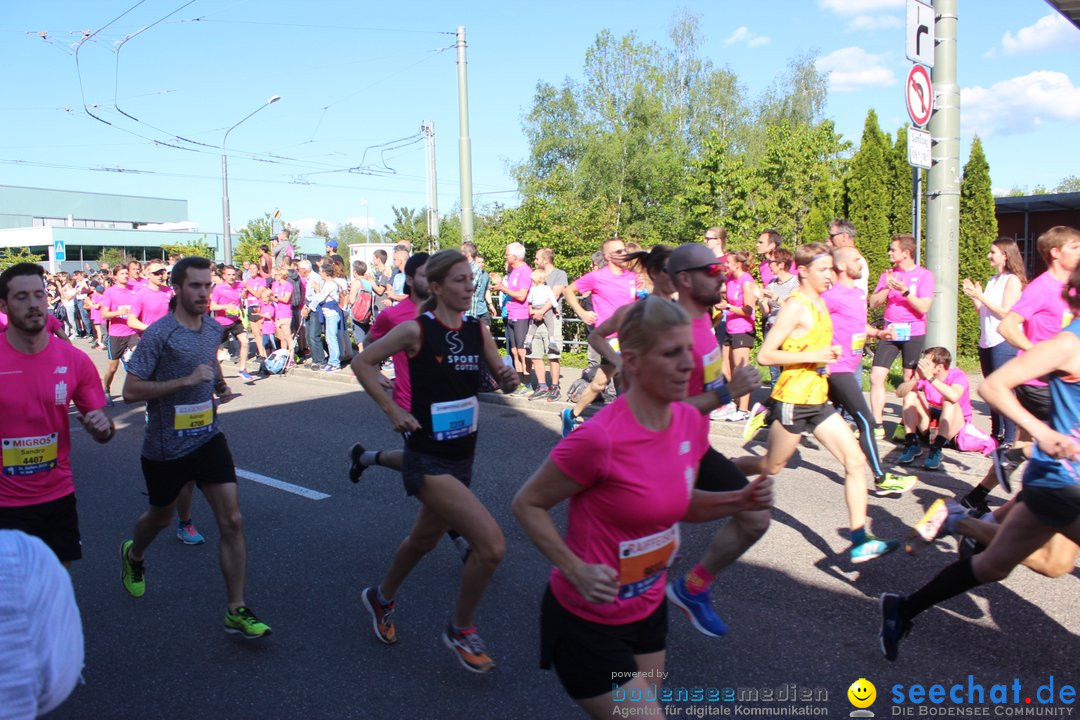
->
[360,451,380,467]
[684,565,715,595]
[931,435,947,449]
[902,556,979,621]
[905,434,919,447]
[851,527,868,546]
[451,623,474,635]
[376,587,392,606]
[966,485,990,505]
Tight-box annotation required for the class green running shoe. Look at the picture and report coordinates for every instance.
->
[120,539,145,598]
[225,606,272,639]
[874,473,917,496]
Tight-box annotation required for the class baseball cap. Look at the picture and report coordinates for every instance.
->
[404,252,429,278]
[667,243,718,273]
[326,240,338,250]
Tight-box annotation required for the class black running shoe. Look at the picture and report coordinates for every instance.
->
[349,443,366,484]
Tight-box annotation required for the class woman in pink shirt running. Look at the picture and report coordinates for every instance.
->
[514,295,772,718]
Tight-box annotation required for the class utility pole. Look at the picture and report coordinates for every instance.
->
[456,26,474,243]
[924,0,960,353]
[422,121,440,253]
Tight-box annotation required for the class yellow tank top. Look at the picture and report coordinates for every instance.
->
[770,291,832,405]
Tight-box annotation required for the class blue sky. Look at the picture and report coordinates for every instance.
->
[1,1,1077,238]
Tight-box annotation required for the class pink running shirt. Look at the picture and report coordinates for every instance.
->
[724,273,756,335]
[873,266,934,336]
[211,282,244,326]
[504,263,532,321]
[549,396,707,625]
[573,266,638,330]
[271,280,293,320]
[916,367,973,422]
[129,287,173,332]
[101,284,137,338]
[0,335,106,506]
[1010,271,1069,388]
[369,296,418,410]
[823,284,867,375]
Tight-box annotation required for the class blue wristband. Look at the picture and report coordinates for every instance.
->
[712,380,732,407]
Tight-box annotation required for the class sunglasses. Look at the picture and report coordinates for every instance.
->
[150,269,169,276]
[683,263,724,277]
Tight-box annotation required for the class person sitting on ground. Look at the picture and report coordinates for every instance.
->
[896,346,986,471]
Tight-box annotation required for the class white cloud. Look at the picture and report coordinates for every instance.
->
[724,26,770,48]
[816,47,896,93]
[847,14,902,31]
[291,217,337,236]
[962,71,1080,136]
[1001,13,1080,55]
[818,0,903,16]
[343,216,377,230]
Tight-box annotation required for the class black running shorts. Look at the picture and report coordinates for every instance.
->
[141,432,236,507]
[872,335,925,370]
[695,447,749,492]
[540,585,667,700]
[401,448,474,497]
[773,401,836,435]
[0,493,81,563]
[1019,484,1080,528]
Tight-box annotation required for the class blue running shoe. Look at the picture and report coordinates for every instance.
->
[176,520,205,545]
[879,592,911,661]
[851,536,899,564]
[665,578,728,637]
[923,446,945,470]
[560,408,578,438]
[898,442,922,465]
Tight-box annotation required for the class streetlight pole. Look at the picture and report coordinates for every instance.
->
[221,95,280,264]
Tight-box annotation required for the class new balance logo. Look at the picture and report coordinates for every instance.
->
[54,366,68,374]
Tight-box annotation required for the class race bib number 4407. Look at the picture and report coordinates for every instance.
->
[2,434,59,476]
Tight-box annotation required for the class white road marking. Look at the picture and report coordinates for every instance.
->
[236,468,330,500]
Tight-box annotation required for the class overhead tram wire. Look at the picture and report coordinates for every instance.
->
[73,0,151,126]
[112,0,197,125]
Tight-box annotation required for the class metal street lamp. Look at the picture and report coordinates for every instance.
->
[221,95,281,264]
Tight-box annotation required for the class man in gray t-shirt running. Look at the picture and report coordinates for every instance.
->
[118,257,271,639]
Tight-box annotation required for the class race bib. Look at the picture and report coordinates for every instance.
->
[850,333,866,352]
[2,434,59,476]
[617,525,679,600]
[889,322,911,341]
[173,400,215,437]
[225,307,241,318]
[702,347,724,391]
[431,397,479,441]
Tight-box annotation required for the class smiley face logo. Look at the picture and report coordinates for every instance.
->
[848,678,876,708]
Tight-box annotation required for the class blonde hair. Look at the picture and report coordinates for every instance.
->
[418,249,468,315]
[531,269,547,285]
[618,295,690,358]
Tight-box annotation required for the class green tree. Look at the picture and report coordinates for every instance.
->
[957,135,998,352]
[233,214,274,266]
[383,206,428,247]
[844,110,892,279]
[335,222,365,248]
[99,247,129,270]
[1053,175,1080,193]
[0,247,43,272]
[887,127,914,238]
[160,237,215,260]
[314,221,331,239]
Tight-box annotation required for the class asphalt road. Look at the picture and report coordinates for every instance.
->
[43,349,1079,720]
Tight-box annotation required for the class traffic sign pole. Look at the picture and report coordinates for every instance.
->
[924,0,960,356]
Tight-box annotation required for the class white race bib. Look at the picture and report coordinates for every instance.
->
[430,397,479,441]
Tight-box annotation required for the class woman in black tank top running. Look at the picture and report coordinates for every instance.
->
[352,249,518,674]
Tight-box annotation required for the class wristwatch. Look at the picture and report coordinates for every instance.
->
[902,290,910,297]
